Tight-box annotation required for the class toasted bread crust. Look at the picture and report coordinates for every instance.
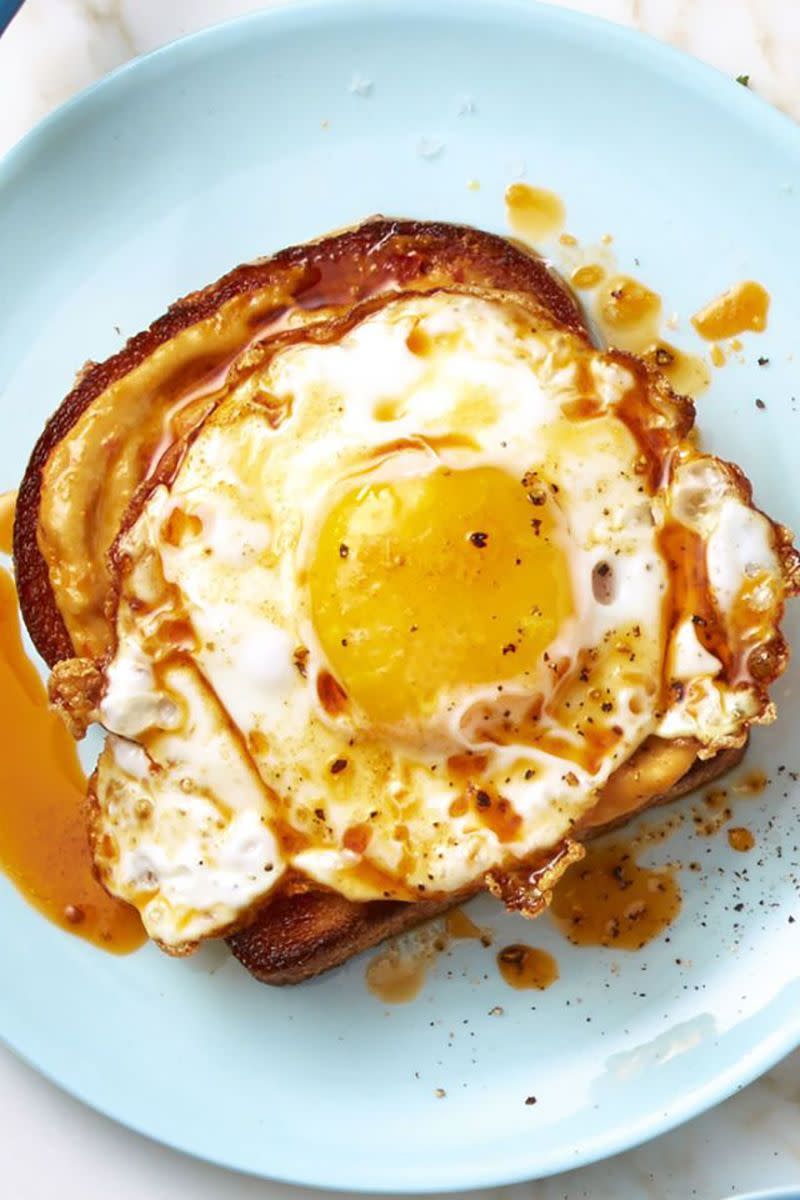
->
[227,890,472,987]
[228,743,746,985]
[15,218,585,668]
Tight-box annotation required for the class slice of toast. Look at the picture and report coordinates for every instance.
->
[13,217,749,986]
[228,742,746,984]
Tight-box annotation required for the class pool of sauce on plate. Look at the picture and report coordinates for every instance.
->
[570,264,605,291]
[733,769,768,797]
[366,948,428,1004]
[551,222,711,397]
[692,281,770,340]
[590,275,711,396]
[367,909,494,1003]
[727,826,756,852]
[0,490,16,555]
[692,788,733,837]
[521,198,766,394]
[549,840,681,950]
[496,943,559,990]
[365,924,450,1003]
[691,767,768,839]
[505,183,565,242]
[642,341,712,398]
[0,567,144,953]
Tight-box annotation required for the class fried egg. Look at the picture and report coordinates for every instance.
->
[90,290,795,949]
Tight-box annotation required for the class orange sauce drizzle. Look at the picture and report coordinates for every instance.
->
[0,491,16,556]
[594,275,662,353]
[0,568,144,952]
[445,907,491,943]
[692,788,732,837]
[557,243,708,397]
[728,826,756,852]
[344,855,416,901]
[365,924,448,1004]
[550,841,681,950]
[533,726,622,778]
[316,670,348,716]
[692,282,770,340]
[406,324,432,357]
[570,264,605,290]
[658,521,731,681]
[469,785,523,842]
[642,342,711,398]
[366,949,427,1004]
[733,769,768,796]
[497,943,559,990]
[505,183,565,242]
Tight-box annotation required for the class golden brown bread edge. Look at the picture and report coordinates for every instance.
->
[228,744,746,984]
[11,216,747,984]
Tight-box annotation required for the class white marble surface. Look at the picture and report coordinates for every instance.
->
[1,2,800,1198]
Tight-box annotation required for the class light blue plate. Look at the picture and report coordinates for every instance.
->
[736,1193,800,1200]
[2,0,800,1190]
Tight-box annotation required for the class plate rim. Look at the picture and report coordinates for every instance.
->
[3,0,800,184]
[2,0,800,1190]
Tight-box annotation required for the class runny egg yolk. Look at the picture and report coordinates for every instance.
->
[309,466,573,726]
